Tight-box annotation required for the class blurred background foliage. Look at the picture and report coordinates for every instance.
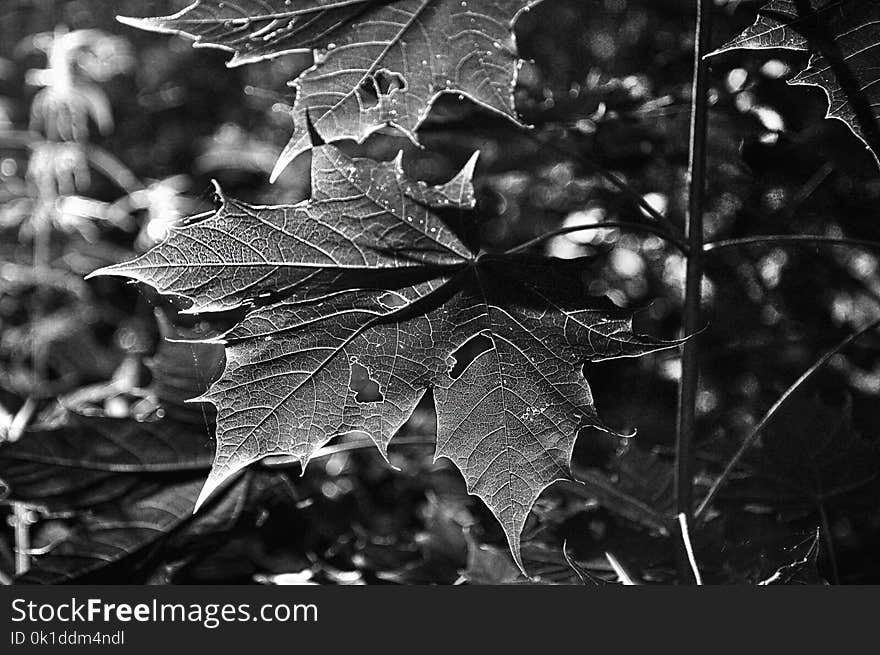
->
[0,0,877,584]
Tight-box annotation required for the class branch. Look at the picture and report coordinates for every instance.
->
[674,0,714,583]
[559,473,669,535]
[705,235,880,253]
[676,0,714,524]
[523,132,684,239]
[503,221,689,256]
[85,145,144,194]
[677,512,703,585]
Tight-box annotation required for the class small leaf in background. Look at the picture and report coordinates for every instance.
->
[462,531,607,584]
[723,391,880,509]
[712,1,880,165]
[17,472,290,584]
[572,437,676,534]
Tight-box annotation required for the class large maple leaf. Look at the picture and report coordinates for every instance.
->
[92,145,675,567]
[712,0,880,164]
[118,0,542,181]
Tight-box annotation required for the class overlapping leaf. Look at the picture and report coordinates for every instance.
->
[0,318,263,583]
[94,144,676,568]
[118,0,543,180]
[712,0,880,164]
[0,322,222,509]
[15,474,287,584]
[0,413,214,509]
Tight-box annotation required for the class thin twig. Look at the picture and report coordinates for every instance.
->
[783,162,835,219]
[525,134,684,238]
[572,154,682,237]
[0,401,12,443]
[675,0,714,580]
[677,512,703,585]
[695,316,880,520]
[504,221,689,256]
[816,501,841,584]
[6,397,37,443]
[10,503,35,576]
[705,235,880,253]
[85,145,144,194]
[605,552,639,585]
[559,476,669,535]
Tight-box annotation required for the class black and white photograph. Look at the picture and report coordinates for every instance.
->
[1,0,879,614]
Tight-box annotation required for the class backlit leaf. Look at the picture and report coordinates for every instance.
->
[712,0,880,165]
[93,144,677,569]
[118,0,543,179]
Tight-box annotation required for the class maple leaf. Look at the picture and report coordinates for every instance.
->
[92,144,676,569]
[712,0,880,164]
[117,0,543,180]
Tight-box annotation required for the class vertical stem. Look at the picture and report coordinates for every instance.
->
[32,200,53,384]
[676,0,713,581]
[11,503,33,576]
[817,501,841,585]
[676,513,703,585]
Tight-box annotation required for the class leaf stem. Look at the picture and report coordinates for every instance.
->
[817,501,841,584]
[503,221,689,256]
[10,503,36,576]
[605,552,639,585]
[675,0,714,574]
[694,316,880,521]
[570,153,683,238]
[676,512,703,585]
[559,474,669,535]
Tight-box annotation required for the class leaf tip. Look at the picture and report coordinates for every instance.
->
[210,179,226,204]
[271,128,312,183]
[269,151,293,184]
[115,15,149,30]
[116,1,199,35]
[194,478,220,513]
[462,149,481,175]
[84,263,125,281]
[393,149,406,173]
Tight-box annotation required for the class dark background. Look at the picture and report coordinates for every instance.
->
[0,0,878,584]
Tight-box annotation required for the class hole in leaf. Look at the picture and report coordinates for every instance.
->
[375,69,406,95]
[349,361,384,403]
[378,292,408,310]
[357,69,407,108]
[448,334,493,380]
